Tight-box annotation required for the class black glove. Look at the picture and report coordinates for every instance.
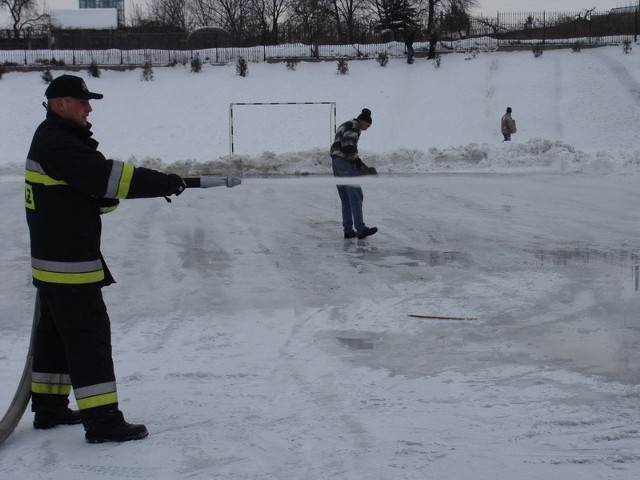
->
[355,158,377,176]
[167,174,186,196]
[97,198,119,214]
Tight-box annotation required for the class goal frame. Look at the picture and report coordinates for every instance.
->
[229,102,337,155]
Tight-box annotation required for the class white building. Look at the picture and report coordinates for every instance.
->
[49,9,118,30]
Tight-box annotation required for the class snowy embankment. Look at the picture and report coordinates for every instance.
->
[1,46,640,178]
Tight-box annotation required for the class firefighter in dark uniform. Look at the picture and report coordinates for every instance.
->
[26,75,186,443]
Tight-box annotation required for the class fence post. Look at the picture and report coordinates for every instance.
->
[543,11,546,45]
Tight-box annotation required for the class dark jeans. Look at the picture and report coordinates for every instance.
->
[331,156,365,233]
[406,43,414,63]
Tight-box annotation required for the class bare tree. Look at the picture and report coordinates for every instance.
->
[189,0,251,43]
[575,7,596,21]
[426,0,476,32]
[221,0,248,38]
[329,0,367,43]
[146,0,193,31]
[473,14,505,38]
[287,0,335,51]
[1,0,48,38]
[426,0,439,33]
[128,2,149,27]
[190,0,247,39]
[188,0,217,27]
[246,0,269,42]
[246,0,290,44]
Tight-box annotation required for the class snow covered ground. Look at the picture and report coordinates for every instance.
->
[0,46,639,479]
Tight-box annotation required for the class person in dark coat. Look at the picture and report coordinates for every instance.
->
[330,108,378,240]
[501,107,517,141]
[26,74,186,443]
[405,27,415,64]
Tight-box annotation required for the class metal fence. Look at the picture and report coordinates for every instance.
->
[487,10,639,44]
[0,43,412,67]
[0,9,637,67]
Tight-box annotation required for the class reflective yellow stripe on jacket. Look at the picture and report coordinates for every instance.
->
[25,159,67,210]
[31,258,105,285]
[105,161,134,199]
[25,159,68,187]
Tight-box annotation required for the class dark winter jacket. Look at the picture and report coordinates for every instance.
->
[501,112,516,135]
[405,28,415,46]
[330,119,363,162]
[25,110,176,292]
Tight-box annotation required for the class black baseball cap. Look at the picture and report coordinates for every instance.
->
[45,74,104,100]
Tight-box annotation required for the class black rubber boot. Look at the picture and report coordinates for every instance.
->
[33,408,82,429]
[83,409,148,444]
[357,226,378,239]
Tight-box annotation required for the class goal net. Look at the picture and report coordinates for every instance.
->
[229,102,336,156]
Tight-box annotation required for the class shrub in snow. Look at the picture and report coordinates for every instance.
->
[35,58,65,67]
[464,49,479,60]
[41,68,53,84]
[190,55,202,73]
[236,57,248,77]
[376,52,389,67]
[285,59,299,71]
[168,55,188,67]
[571,41,583,53]
[336,58,349,75]
[88,60,101,78]
[532,45,544,58]
[141,61,154,81]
